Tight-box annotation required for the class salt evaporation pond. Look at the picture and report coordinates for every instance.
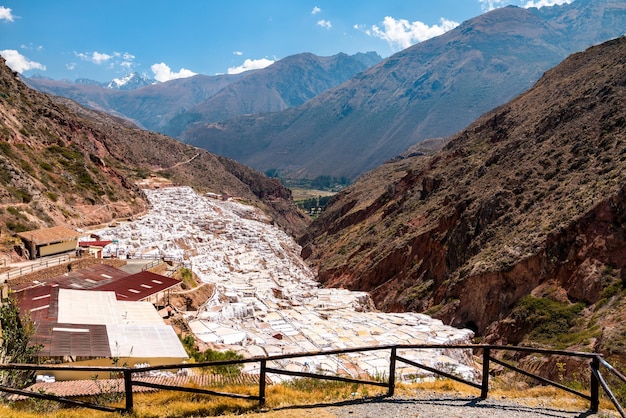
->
[92,186,478,382]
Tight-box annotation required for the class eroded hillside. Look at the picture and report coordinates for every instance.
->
[300,37,626,355]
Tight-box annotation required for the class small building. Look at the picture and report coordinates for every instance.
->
[78,240,114,259]
[16,226,79,260]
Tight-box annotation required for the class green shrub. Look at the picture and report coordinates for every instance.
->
[181,335,243,376]
[0,141,14,158]
[6,206,22,218]
[8,187,32,203]
[512,295,585,345]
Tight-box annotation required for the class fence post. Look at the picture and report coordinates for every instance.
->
[388,347,396,397]
[481,347,490,399]
[259,359,267,406]
[124,368,134,413]
[590,356,600,412]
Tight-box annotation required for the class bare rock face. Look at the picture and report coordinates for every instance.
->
[300,37,626,350]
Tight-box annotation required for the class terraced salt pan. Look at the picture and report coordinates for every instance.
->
[93,187,477,382]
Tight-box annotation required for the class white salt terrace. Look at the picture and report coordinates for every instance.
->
[93,187,477,382]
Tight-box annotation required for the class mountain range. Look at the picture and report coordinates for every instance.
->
[24,0,626,183]
[24,52,381,137]
[179,0,626,180]
[300,35,626,355]
[31,71,157,90]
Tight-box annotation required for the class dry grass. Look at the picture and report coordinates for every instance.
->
[0,379,618,417]
[2,381,376,418]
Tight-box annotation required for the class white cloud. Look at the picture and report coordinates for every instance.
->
[233,50,243,56]
[479,0,573,11]
[228,58,275,74]
[317,19,332,29]
[20,43,43,52]
[366,16,459,50]
[312,6,321,15]
[0,6,15,22]
[0,49,46,73]
[66,62,76,71]
[150,62,197,82]
[77,51,114,64]
[75,50,138,74]
[120,52,135,70]
[522,0,573,8]
[479,0,509,10]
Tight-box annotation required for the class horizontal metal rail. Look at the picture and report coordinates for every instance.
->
[395,354,482,391]
[0,383,122,413]
[489,356,591,400]
[0,344,621,415]
[264,367,388,388]
[131,379,262,401]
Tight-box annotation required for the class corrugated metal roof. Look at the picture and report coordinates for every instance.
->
[15,285,57,320]
[51,264,130,288]
[11,265,179,303]
[33,320,111,358]
[106,324,188,358]
[57,289,121,325]
[10,264,130,293]
[49,323,111,357]
[117,301,166,325]
[94,270,180,302]
[16,226,79,245]
[15,286,111,357]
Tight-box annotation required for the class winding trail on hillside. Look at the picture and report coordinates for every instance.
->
[156,152,200,172]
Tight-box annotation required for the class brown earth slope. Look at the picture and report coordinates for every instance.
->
[0,57,309,247]
[300,37,626,354]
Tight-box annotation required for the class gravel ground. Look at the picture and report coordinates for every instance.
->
[320,395,618,418]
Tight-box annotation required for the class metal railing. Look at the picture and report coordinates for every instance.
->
[3,254,74,281]
[0,344,624,415]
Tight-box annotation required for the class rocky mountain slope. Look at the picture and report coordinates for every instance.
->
[299,37,626,355]
[182,0,626,180]
[0,57,309,252]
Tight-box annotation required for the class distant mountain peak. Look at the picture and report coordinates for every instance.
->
[105,72,157,90]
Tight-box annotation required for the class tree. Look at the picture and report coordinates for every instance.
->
[0,294,41,391]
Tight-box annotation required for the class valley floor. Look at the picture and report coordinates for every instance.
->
[91,186,476,381]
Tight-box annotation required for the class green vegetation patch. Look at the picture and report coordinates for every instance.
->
[512,295,585,347]
[295,195,334,215]
[266,170,351,192]
[181,335,243,376]
[44,144,105,197]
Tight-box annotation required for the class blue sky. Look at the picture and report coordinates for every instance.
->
[0,0,572,83]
